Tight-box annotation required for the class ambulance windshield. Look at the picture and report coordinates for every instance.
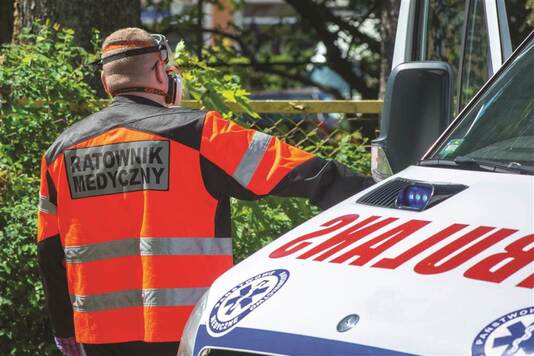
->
[429,35,534,173]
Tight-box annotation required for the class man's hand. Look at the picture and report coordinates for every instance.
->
[54,336,85,356]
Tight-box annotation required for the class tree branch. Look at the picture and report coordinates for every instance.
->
[201,27,344,98]
[284,0,376,98]
[306,0,381,53]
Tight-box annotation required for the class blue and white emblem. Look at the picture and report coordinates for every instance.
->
[208,269,290,336]
[472,306,534,356]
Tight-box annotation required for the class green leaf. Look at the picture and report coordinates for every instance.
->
[221,90,236,103]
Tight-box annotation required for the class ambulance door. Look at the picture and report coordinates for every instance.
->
[373,0,514,180]
[391,0,512,114]
[457,0,512,110]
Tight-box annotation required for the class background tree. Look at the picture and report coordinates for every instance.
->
[379,0,399,98]
[507,0,534,48]
[12,0,141,48]
[0,0,14,44]
[145,0,389,99]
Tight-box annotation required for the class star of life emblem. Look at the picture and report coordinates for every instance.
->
[208,269,290,336]
[472,307,534,356]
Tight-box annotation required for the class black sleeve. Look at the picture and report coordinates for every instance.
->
[200,156,261,201]
[270,156,375,209]
[201,155,374,210]
[37,235,75,338]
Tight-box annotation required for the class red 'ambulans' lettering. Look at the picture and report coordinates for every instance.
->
[517,274,534,289]
[414,228,517,274]
[331,220,430,265]
[269,214,357,258]
[373,223,468,269]
[297,216,397,261]
[268,214,531,288]
[464,234,534,288]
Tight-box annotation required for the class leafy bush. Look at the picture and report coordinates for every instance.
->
[175,41,259,120]
[0,23,99,355]
[0,173,56,355]
[0,23,100,174]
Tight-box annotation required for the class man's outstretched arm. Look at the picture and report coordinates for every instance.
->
[199,111,374,209]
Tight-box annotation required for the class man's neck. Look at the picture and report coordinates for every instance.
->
[116,92,167,106]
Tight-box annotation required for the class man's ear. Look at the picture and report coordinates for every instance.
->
[154,60,166,86]
[101,72,111,96]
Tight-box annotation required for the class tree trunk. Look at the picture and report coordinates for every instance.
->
[0,0,14,44]
[379,0,399,99]
[12,0,141,48]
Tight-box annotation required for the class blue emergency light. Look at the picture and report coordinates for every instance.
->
[395,184,434,211]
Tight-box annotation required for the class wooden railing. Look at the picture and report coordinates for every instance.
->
[180,100,383,114]
[6,99,384,115]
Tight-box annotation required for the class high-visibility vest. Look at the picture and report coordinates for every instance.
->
[37,95,317,344]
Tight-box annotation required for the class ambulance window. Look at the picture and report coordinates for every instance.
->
[425,0,465,83]
[505,0,534,50]
[430,36,534,170]
[459,0,490,109]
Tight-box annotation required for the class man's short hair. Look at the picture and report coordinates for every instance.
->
[101,28,160,93]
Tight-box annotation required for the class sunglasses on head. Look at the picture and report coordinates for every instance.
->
[88,33,171,70]
[150,34,170,63]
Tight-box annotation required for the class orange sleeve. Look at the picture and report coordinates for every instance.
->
[200,111,314,195]
[37,155,59,242]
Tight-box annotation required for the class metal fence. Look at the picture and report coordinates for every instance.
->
[181,99,383,159]
[10,98,383,159]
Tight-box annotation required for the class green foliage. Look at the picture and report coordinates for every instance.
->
[175,41,259,119]
[0,22,100,174]
[0,173,57,355]
[529,0,534,23]
[144,0,382,98]
[506,0,534,49]
[232,197,317,262]
[0,22,99,355]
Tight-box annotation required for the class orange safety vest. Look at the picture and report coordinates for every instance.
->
[37,95,316,344]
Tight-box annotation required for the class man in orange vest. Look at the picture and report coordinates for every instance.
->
[37,27,374,355]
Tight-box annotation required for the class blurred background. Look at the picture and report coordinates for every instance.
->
[0,1,533,354]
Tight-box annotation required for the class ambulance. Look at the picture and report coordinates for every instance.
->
[178,1,534,355]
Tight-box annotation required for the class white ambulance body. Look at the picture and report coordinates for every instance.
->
[178,1,534,355]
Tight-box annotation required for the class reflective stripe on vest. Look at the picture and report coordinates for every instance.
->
[71,287,207,312]
[39,195,57,215]
[233,131,272,187]
[64,237,232,263]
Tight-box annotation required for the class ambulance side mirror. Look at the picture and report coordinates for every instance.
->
[371,62,453,180]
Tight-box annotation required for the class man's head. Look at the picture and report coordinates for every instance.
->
[100,27,168,103]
